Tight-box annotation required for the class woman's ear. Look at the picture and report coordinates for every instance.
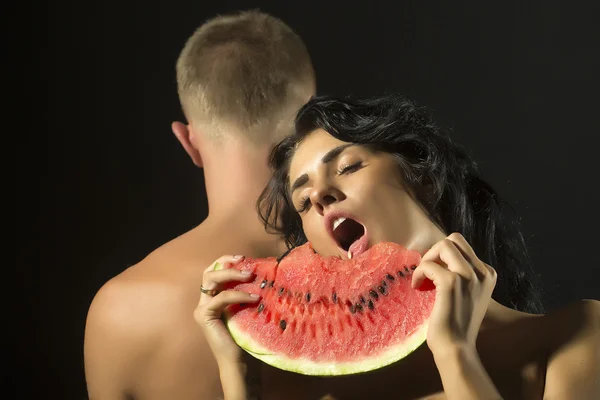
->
[172,121,203,168]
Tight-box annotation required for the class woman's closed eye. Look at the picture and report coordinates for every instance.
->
[295,162,363,213]
[337,161,363,175]
[296,196,310,213]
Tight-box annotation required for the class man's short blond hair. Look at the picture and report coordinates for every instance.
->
[176,10,315,145]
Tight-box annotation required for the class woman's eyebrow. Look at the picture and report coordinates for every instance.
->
[290,144,355,195]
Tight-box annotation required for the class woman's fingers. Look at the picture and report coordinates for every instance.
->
[413,237,474,289]
[211,290,260,310]
[445,233,491,280]
[199,255,251,305]
[201,268,254,292]
[411,259,456,291]
[412,233,497,291]
[196,290,261,323]
[203,255,246,275]
[411,234,499,354]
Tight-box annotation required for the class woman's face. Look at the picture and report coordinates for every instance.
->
[288,129,446,259]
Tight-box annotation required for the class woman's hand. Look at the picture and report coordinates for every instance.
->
[412,233,502,399]
[194,255,260,400]
[412,232,497,355]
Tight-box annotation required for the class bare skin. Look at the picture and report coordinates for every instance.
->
[83,127,293,400]
[82,11,321,398]
[195,129,600,399]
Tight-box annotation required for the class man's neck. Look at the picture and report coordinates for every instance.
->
[200,140,284,254]
[204,139,273,209]
[200,211,286,258]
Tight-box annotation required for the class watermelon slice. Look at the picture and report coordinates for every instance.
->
[218,242,435,376]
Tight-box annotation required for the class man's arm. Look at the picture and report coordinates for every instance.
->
[84,278,151,400]
[543,299,600,399]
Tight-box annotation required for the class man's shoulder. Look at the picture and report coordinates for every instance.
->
[84,266,173,351]
[86,250,198,336]
[84,227,239,341]
[83,236,225,399]
[84,222,279,346]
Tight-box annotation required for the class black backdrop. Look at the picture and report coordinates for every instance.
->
[24,1,600,399]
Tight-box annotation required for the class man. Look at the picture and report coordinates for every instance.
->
[84,10,316,399]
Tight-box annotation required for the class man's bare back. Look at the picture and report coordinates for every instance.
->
[83,10,316,400]
[84,220,286,400]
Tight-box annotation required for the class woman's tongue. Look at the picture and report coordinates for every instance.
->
[348,235,368,259]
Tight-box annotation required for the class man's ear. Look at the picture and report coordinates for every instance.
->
[171,121,203,168]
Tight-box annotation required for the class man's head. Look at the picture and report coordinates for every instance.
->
[173,10,316,166]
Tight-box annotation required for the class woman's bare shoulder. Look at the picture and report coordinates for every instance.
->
[491,298,599,352]
[542,300,600,397]
[512,299,600,399]
[528,299,600,347]
[476,300,599,398]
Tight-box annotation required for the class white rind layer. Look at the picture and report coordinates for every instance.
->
[225,315,428,376]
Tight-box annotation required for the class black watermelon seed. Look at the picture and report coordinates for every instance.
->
[382,280,387,287]
[257,303,265,313]
[279,320,287,330]
[386,273,395,281]
[332,293,338,303]
[378,285,387,296]
[404,267,410,274]
[355,303,363,312]
[368,300,375,310]
[359,296,366,304]
[269,281,275,287]
[397,270,405,278]
[306,293,311,302]
[349,305,356,314]
[260,280,267,289]
[410,265,417,270]
[369,289,379,300]
[240,303,246,307]
[279,288,285,295]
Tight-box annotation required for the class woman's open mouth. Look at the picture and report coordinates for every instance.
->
[329,216,369,259]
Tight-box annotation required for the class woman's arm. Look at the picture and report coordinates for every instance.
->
[194,255,260,400]
[219,363,249,400]
[434,344,502,400]
[412,233,503,399]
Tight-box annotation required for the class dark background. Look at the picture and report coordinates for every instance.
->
[20,0,600,399]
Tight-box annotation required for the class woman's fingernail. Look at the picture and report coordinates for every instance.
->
[240,270,252,275]
[233,255,244,260]
[249,293,260,299]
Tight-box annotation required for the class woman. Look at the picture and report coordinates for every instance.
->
[195,94,599,399]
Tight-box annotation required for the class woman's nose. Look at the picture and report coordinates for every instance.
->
[309,184,345,216]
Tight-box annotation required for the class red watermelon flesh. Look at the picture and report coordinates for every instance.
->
[219,242,435,376]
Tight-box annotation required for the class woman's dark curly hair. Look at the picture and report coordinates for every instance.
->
[257,93,544,314]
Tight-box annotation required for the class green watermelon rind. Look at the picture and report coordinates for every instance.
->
[227,313,429,376]
[213,261,430,376]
